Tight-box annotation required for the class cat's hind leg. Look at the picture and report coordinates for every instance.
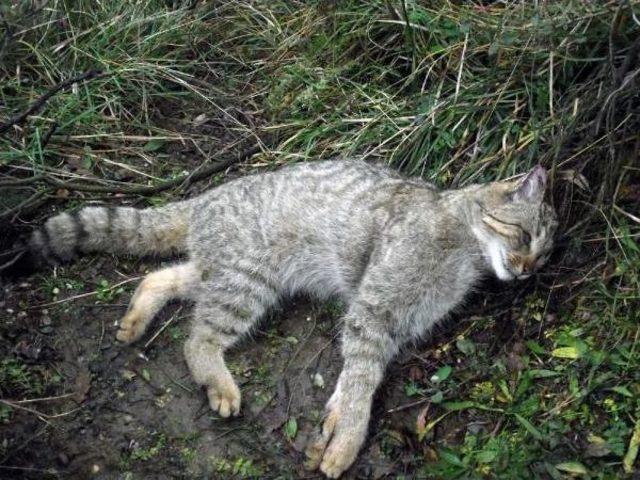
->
[117,262,198,343]
[184,264,279,417]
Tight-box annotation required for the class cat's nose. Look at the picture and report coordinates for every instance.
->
[521,258,536,274]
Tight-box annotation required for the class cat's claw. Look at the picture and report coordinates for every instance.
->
[207,383,241,418]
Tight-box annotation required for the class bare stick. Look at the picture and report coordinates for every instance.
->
[0,70,105,134]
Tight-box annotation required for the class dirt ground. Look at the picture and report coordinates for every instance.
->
[1,249,470,479]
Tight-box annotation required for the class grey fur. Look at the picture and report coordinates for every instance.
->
[32,160,557,478]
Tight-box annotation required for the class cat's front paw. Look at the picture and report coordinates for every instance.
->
[305,406,365,478]
[207,379,241,418]
[320,435,361,479]
[305,409,339,470]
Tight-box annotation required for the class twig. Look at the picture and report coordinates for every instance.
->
[40,144,262,194]
[30,276,142,309]
[386,397,430,414]
[0,70,105,134]
[0,398,80,420]
[0,190,47,222]
[143,307,183,349]
[39,121,58,149]
[0,249,25,272]
[0,465,60,477]
[0,9,12,64]
[0,143,260,199]
[8,393,75,404]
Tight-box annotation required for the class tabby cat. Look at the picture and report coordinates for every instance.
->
[30,160,557,478]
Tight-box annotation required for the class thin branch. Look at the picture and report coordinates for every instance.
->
[0,70,105,134]
[24,144,260,195]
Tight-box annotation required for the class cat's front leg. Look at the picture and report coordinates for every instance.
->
[306,306,398,478]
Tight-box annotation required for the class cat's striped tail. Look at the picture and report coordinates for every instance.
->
[30,200,193,264]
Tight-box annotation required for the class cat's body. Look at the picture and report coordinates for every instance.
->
[30,160,557,478]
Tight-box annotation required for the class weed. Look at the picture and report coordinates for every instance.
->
[211,456,264,478]
[129,433,166,462]
[95,279,125,302]
[0,359,44,398]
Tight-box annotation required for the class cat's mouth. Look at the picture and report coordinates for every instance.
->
[500,259,531,281]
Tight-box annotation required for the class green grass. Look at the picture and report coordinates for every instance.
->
[1,0,639,478]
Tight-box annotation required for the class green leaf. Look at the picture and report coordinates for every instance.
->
[529,369,562,378]
[555,461,588,475]
[81,155,93,170]
[526,341,545,355]
[611,385,633,397]
[443,401,475,411]
[551,346,581,359]
[431,365,452,383]
[430,390,443,404]
[141,368,151,382]
[404,382,421,397]
[456,337,476,356]
[476,448,498,463]
[143,139,166,152]
[284,417,297,440]
[439,448,464,467]
[624,418,640,473]
[514,413,543,441]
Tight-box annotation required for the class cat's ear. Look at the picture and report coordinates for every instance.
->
[511,165,547,202]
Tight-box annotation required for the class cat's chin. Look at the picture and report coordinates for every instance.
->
[495,268,516,282]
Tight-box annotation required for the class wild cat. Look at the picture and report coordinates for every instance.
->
[29,160,557,478]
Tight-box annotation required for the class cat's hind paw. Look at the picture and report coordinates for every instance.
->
[207,380,241,418]
[116,310,148,344]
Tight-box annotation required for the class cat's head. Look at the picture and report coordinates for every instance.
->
[472,166,558,281]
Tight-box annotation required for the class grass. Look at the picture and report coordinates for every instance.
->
[1,0,639,478]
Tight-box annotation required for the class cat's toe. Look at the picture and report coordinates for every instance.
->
[116,311,146,343]
[319,439,359,479]
[305,408,340,470]
[207,382,241,418]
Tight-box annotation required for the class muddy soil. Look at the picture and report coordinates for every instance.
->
[2,248,485,479]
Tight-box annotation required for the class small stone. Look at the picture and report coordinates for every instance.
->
[193,113,208,126]
[312,373,325,389]
[91,464,100,474]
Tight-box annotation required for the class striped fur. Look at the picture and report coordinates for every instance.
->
[32,160,557,478]
[30,201,192,263]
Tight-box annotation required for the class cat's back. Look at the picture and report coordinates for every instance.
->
[194,159,432,210]
[189,159,439,249]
